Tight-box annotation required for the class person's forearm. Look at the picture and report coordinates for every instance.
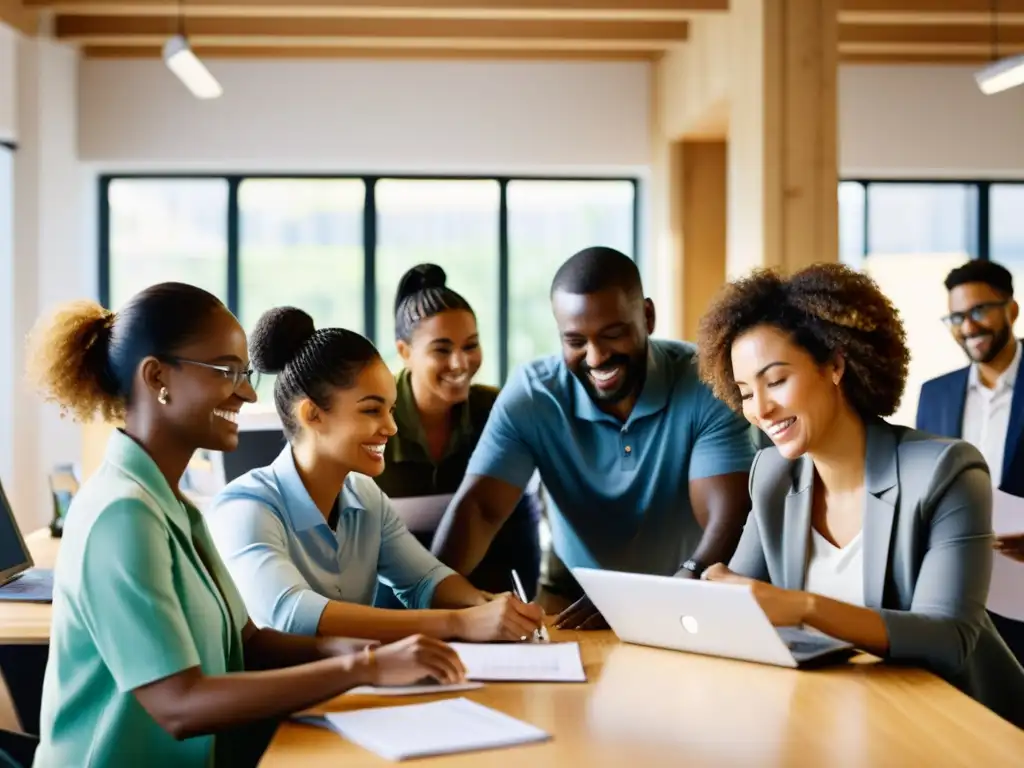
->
[431,574,489,609]
[317,600,458,642]
[802,593,890,655]
[683,517,745,572]
[432,501,503,574]
[154,655,372,740]
[244,626,367,670]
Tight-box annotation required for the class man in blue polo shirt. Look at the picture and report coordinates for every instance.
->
[432,246,756,628]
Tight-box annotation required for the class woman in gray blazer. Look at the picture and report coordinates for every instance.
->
[696,263,1024,729]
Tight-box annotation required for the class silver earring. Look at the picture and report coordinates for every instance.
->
[158,387,169,405]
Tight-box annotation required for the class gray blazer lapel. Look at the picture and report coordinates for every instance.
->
[782,456,814,591]
[863,421,899,609]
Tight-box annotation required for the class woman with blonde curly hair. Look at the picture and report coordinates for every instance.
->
[696,263,1024,728]
[26,283,465,768]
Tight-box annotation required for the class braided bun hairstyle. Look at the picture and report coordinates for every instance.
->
[249,307,380,438]
[394,263,474,343]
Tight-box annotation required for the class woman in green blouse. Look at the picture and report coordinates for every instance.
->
[374,265,542,605]
[25,283,465,768]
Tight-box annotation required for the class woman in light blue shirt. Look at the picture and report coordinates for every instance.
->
[207,306,544,644]
[26,284,466,768]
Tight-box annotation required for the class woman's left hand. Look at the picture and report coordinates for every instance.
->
[995,534,1024,564]
[703,564,811,627]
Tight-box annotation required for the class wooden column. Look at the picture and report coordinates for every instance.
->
[727,0,838,278]
[680,140,727,341]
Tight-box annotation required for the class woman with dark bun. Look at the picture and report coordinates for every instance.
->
[375,263,542,603]
[26,284,467,768]
[696,263,1024,728]
[206,303,543,644]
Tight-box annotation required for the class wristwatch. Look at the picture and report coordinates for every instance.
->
[679,559,706,578]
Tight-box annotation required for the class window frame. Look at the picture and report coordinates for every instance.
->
[839,178,1024,264]
[98,173,640,385]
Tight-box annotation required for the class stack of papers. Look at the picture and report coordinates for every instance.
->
[449,641,587,682]
[324,697,550,761]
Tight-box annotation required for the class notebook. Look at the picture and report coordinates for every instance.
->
[449,641,587,682]
[343,680,483,697]
[323,697,550,761]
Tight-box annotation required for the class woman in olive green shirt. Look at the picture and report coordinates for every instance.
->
[375,264,542,604]
[26,284,465,768]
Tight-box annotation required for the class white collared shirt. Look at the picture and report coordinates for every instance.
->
[961,339,1021,486]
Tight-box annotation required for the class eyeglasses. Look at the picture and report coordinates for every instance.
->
[941,301,1008,329]
[167,357,260,390]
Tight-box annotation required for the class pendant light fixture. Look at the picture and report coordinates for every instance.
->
[163,0,223,100]
[975,0,1024,95]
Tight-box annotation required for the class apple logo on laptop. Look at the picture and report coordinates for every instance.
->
[679,615,699,634]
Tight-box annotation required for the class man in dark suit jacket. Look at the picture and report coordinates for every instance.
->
[917,259,1024,665]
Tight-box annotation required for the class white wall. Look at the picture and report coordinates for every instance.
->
[9,36,83,532]
[0,23,15,142]
[840,65,1024,178]
[79,59,651,174]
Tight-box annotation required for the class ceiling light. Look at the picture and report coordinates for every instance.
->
[163,34,222,100]
[976,0,1024,95]
[976,53,1024,95]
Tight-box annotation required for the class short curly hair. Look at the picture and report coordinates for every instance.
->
[696,263,910,419]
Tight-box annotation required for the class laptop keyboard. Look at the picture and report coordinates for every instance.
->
[777,627,845,659]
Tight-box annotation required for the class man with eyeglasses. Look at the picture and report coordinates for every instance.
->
[917,259,1024,666]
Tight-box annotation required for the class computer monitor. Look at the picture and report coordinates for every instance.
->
[0,479,34,587]
[221,428,287,484]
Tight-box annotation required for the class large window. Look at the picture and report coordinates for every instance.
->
[106,179,229,310]
[840,180,1024,427]
[100,175,638,392]
[507,180,636,373]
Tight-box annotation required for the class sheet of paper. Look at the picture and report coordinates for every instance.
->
[388,494,453,533]
[343,681,483,697]
[988,490,1024,622]
[449,641,587,682]
[324,697,550,761]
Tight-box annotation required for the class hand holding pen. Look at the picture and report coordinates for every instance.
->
[512,569,550,643]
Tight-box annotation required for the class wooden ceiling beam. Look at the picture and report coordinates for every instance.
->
[28,0,726,21]
[55,15,688,42]
[81,43,660,60]
[840,41,1024,57]
[841,22,1024,44]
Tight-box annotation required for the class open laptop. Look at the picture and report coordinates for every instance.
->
[571,567,854,668]
[0,480,54,603]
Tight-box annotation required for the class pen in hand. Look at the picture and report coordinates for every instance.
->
[511,569,550,643]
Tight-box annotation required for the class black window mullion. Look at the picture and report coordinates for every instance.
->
[226,177,240,316]
[363,177,378,343]
[498,179,510,385]
[98,176,111,307]
[977,182,990,261]
[631,178,641,265]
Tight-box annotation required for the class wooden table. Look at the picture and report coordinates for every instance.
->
[10,532,1024,764]
[0,530,58,645]
[263,635,1024,767]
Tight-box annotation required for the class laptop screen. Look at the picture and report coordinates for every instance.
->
[0,480,31,582]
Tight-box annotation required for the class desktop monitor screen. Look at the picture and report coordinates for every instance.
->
[0,480,33,585]
[221,428,287,485]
